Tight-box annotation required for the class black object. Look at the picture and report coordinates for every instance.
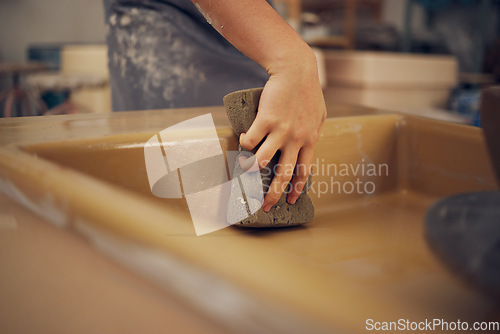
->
[28,44,62,71]
[481,87,500,186]
[28,44,69,109]
[425,87,500,299]
[426,192,500,298]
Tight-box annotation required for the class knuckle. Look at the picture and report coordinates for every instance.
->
[290,181,305,196]
[241,136,255,149]
[278,171,294,184]
[295,171,309,180]
[275,121,292,135]
[294,162,311,178]
[290,132,304,143]
[309,131,320,144]
[292,182,305,194]
[261,114,280,128]
[291,128,310,144]
[275,164,294,179]
[292,176,307,191]
[257,153,272,168]
[266,192,281,204]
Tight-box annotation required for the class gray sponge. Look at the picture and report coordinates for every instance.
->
[223,87,314,227]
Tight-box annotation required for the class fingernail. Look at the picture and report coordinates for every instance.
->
[263,204,272,212]
[239,155,257,172]
[238,156,248,169]
[288,197,297,205]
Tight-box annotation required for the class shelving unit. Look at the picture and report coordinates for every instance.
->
[274,0,383,49]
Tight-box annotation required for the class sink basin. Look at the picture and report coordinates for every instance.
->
[0,113,497,333]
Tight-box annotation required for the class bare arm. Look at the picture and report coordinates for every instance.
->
[193,0,326,211]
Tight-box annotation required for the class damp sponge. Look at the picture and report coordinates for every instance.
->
[223,88,314,227]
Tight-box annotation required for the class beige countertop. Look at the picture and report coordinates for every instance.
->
[0,105,234,334]
[3,102,496,334]
[0,103,380,146]
[0,102,380,334]
[0,192,225,334]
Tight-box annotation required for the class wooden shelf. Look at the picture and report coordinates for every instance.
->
[275,0,384,50]
[307,35,352,48]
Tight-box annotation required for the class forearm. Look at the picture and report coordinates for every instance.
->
[193,0,326,211]
[192,0,316,75]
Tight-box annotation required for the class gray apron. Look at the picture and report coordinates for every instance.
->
[103,0,269,111]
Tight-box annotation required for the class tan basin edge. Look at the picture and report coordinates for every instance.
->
[0,114,497,334]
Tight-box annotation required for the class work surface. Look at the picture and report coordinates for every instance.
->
[0,106,238,334]
[1,103,499,334]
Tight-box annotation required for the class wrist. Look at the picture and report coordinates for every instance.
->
[265,42,318,79]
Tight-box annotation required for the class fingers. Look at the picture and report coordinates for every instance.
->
[287,145,314,205]
[240,117,270,151]
[262,145,299,212]
[238,155,259,173]
[252,131,282,169]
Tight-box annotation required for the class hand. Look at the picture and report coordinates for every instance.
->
[240,49,326,212]
[190,1,326,212]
